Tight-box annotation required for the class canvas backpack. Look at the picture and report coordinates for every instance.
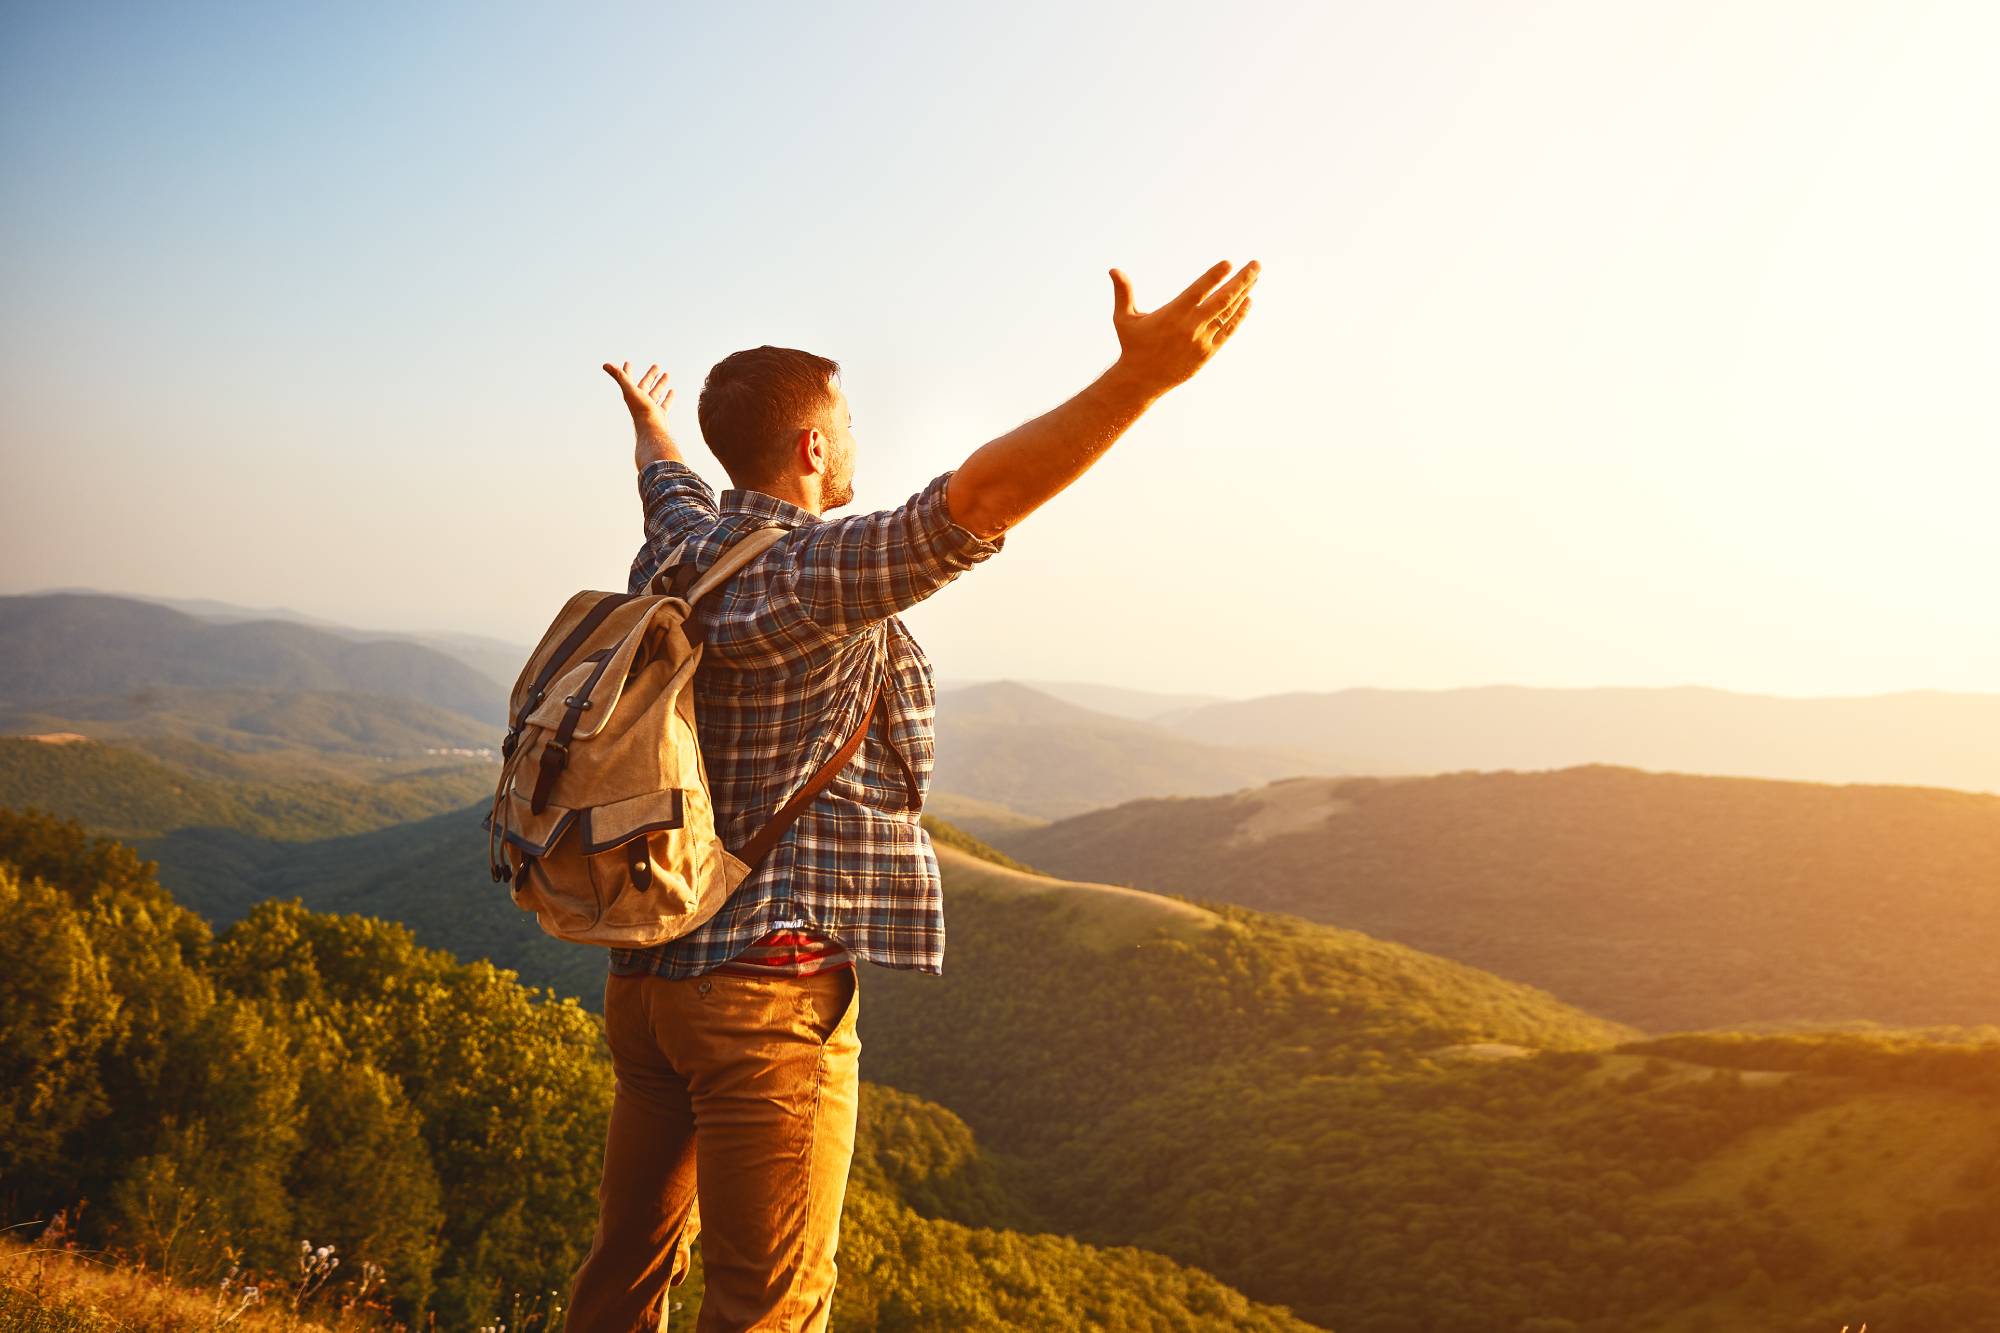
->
[483,524,881,947]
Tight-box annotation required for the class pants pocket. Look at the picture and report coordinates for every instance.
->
[804,967,859,1049]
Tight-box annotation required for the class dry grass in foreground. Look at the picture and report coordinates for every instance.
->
[0,1229,376,1333]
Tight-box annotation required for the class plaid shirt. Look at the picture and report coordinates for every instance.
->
[606,460,1005,979]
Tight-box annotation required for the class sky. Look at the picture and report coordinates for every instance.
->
[3,0,1995,700]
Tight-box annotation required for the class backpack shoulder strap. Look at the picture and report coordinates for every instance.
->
[734,626,893,871]
[647,524,787,600]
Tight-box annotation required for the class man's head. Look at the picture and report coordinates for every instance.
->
[697,345,855,511]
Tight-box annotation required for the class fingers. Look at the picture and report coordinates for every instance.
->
[606,361,671,410]
[1109,268,1137,318]
[1196,260,1261,321]
[1211,295,1252,346]
[607,361,644,406]
[1164,260,1233,313]
[1207,284,1251,329]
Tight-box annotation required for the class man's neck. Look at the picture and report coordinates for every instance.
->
[765,479,823,515]
[738,475,835,516]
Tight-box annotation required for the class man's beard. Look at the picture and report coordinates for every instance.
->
[827,467,855,510]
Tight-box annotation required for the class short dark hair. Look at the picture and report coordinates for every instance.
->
[697,345,841,487]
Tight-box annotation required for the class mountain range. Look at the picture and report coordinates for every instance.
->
[0,593,506,724]
[931,680,1328,819]
[21,590,2000,815]
[27,586,532,693]
[1155,683,2000,795]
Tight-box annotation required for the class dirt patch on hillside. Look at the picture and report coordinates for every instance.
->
[1227,778,1355,846]
[1428,1042,1537,1062]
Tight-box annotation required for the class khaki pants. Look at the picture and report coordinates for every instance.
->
[565,966,862,1332]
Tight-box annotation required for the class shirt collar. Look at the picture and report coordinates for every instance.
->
[719,488,822,528]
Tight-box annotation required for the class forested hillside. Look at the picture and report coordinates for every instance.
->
[852,854,2000,1331]
[0,684,494,761]
[0,811,1314,1330]
[0,737,491,843]
[1001,765,2000,1032]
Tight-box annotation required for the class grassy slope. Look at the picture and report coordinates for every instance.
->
[0,1234,339,1333]
[929,840,1219,942]
[0,1214,1319,1333]
[1657,1086,1991,1260]
[1000,765,2000,1032]
[1609,1041,2000,1333]
[917,814,1041,875]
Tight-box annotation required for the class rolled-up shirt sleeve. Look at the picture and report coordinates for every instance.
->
[629,460,721,593]
[785,470,1005,633]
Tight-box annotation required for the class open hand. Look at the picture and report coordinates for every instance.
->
[1107,259,1259,395]
[604,361,682,470]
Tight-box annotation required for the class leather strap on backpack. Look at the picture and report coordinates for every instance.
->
[733,679,883,872]
[528,648,615,815]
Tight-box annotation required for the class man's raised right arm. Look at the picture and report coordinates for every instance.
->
[944,258,1260,541]
[605,361,720,594]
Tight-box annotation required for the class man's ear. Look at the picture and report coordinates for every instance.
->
[798,426,825,473]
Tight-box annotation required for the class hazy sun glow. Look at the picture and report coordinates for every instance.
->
[2,0,1994,697]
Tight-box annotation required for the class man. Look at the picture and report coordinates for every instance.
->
[564,257,1259,1331]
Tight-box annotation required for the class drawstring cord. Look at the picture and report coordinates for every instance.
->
[487,738,532,882]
